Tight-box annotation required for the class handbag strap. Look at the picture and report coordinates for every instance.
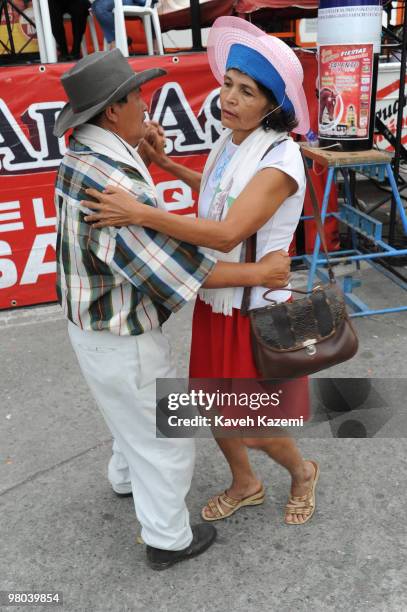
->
[241,232,257,315]
[241,144,336,316]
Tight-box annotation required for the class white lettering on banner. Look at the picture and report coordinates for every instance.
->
[198,87,223,144]
[28,103,67,161]
[157,180,194,211]
[33,198,57,228]
[152,82,208,153]
[0,202,20,211]
[0,201,24,233]
[20,233,57,285]
[1,85,223,174]
[151,83,223,154]
[0,100,40,168]
[0,240,18,289]
[0,100,65,172]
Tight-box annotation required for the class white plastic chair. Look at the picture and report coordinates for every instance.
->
[32,0,57,63]
[32,0,99,63]
[113,0,164,57]
[32,0,48,63]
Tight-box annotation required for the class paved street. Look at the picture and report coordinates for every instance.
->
[1,262,406,611]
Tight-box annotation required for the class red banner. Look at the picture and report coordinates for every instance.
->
[0,54,221,309]
[0,52,333,310]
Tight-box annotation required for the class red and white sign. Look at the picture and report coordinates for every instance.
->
[318,43,374,141]
[375,63,407,152]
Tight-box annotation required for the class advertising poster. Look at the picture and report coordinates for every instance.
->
[375,65,407,152]
[318,43,374,141]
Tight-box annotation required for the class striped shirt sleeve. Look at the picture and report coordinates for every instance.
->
[111,226,215,312]
[84,159,216,313]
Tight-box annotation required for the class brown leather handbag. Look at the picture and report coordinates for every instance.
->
[241,150,359,380]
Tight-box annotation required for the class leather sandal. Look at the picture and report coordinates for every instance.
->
[284,460,319,525]
[201,485,265,522]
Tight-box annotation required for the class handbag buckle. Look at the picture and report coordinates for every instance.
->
[303,339,317,356]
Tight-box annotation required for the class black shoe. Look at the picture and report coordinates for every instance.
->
[146,524,217,571]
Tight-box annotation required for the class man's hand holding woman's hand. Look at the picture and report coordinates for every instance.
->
[138,121,169,169]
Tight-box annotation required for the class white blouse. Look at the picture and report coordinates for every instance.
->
[198,138,306,309]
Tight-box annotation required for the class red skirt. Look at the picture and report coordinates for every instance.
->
[189,297,310,422]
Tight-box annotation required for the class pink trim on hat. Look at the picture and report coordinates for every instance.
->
[207,16,310,135]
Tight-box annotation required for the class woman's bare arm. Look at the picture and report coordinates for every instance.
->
[139,138,202,192]
[157,156,202,193]
[202,250,290,288]
[83,167,297,252]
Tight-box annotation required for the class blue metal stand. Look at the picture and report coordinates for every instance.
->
[299,148,407,317]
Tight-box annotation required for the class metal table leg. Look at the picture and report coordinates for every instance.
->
[307,167,335,291]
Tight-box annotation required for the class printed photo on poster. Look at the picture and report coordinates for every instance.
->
[318,43,374,140]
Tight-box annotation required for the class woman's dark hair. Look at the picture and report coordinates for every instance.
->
[256,80,298,133]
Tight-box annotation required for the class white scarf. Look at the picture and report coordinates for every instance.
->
[73,123,166,210]
[198,127,288,316]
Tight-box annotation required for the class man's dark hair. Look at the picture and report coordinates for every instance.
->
[88,94,129,126]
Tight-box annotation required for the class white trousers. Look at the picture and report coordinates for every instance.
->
[68,322,195,551]
[108,439,133,495]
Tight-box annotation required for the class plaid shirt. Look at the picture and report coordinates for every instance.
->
[54,137,215,335]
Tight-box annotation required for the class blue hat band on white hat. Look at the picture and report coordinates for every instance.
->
[225,43,295,116]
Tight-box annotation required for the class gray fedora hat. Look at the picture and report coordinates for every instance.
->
[53,49,166,138]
